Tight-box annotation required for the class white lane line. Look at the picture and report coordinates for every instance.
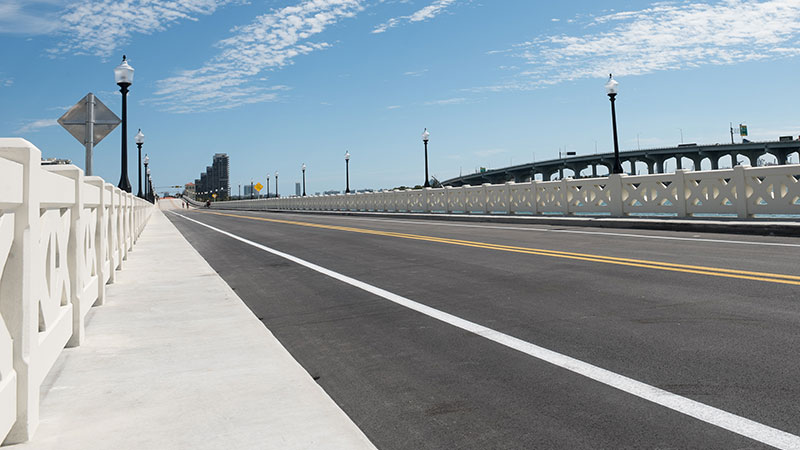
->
[170,211,800,449]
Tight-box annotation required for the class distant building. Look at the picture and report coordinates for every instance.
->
[184,182,195,198]
[192,153,230,199]
[295,182,301,196]
[243,184,255,198]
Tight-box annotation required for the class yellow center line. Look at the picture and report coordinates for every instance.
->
[196,210,800,286]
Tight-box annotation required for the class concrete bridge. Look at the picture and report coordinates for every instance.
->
[3,138,800,449]
[442,140,800,186]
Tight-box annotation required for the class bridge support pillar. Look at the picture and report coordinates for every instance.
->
[771,150,790,165]
[650,157,667,174]
[626,159,636,175]
[708,155,720,170]
[688,155,704,171]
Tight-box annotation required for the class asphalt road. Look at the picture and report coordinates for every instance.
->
[166,207,800,449]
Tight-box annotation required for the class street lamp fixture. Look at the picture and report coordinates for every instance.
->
[266,173,270,198]
[422,128,431,187]
[135,129,144,198]
[605,74,623,174]
[301,163,307,196]
[114,55,134,192]
[275,171,279,197]
[344,151,351,194]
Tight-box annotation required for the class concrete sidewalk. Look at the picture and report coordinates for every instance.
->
[12,202,376,450]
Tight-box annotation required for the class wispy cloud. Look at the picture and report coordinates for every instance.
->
[386,105,402,109]
[16,118,58,134]
[404,68,428,76]
[0,77,13,87]
[0,0,62,35]
[150,0,363,113]
[50,0,239,57]
[424,97,468,106]
[372,0,457,34]
[480,0,800,91]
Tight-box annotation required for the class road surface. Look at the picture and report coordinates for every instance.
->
[166,205,800,449]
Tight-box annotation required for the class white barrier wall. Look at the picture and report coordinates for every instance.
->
[0,138,154,444]
[202,165,800,218]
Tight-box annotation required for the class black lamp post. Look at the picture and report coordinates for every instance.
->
[275,171,279,197]
[422,128,431,187]
[345,151,351,194]
[605,74,623,174]
[143,155,149,200]
[301,163,307,196]
[135,129,144,198]
[250,179,254,199]
[114,55,134,192]
[145,167,152,202]
[266,174,270,198]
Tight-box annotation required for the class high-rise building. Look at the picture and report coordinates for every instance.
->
[192,153,230,199]
[212,153,230,199]
[295,182,301,196]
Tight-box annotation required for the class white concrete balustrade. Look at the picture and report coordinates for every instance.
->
[204,165,800,218]
[0,138,154,445]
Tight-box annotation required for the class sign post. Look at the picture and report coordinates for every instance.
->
[58,93,120,176]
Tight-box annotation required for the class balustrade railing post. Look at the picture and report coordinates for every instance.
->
[674,170,689,218]
[424,188,432,213]
[87,178,108,305]
[481,183,490,214]
[0,140,42,443]
[531,179,540,215]
[733,165,751,218]
[608,174,624,216]
[504,182,512,214]
[560,178,571,215]
[44,166,87,349]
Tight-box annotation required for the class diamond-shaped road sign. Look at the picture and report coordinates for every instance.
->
[58,93,120,176]
[254,183,264,192]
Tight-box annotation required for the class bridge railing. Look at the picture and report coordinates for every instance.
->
[0,138,155,444]
[201,164,800,218]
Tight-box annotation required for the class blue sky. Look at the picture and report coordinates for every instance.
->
[2,0,800,194]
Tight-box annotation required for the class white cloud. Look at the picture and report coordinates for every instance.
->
[404,68,428,76]
[51,0,239,57]
[480,0,800,91]
[150,0,363,113]
[424,97,468,106]
[386,105,402,109]
[0,0,63,34]
[16,118,58,134]
[372,0,456,34]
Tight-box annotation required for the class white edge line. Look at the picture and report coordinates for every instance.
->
[169,211,800,449]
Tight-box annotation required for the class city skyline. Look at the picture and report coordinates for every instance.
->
[2,0,800,194]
